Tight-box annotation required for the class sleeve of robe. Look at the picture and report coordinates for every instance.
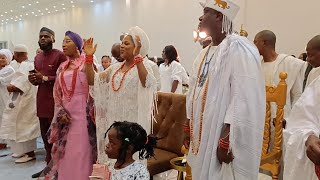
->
[150,62,161,91]
[10,62,34,94]
[0,66,15,85]
[222,37,266,180]
[170,61,183,83]
[283,76,320,180]
[290,64,304,106]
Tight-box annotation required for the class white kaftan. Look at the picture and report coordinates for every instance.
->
[159,61,184,94]
[283,76,320,180]
[93,61,156,164]
[187,34,266,180]
[262,54,304,119]
[0,60,40,154]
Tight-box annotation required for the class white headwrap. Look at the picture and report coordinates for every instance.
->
[127,26,150,58]
[0,49,13,63]
[200,0,240,34]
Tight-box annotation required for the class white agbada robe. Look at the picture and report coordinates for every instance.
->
[302,62,320,88]
[0,60,40,154]
[261,54,304,119]
[159,61,184,94]
[186,34,266,180]
[283,76,320,180]
[0,66,15,143]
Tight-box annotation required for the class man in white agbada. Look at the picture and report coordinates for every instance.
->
[254,30,304,119]
[283,75,320,180]
[0,49,15,148]
[302,35,320,91]
[185,1,265,179]
[283,34,320,180]
[85,26,156,164]
[0,44,40,163]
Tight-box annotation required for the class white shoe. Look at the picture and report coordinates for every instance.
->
[12,153,24,158]
[15,155,36,163]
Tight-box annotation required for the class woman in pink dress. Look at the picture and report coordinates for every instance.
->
[44,31,96,180]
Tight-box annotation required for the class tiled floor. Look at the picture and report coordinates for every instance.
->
[0,138,46,180]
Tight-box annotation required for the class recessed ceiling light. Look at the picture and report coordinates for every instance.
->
[10,10,13,12]
[35,15,38,16]
[5,22,7,24]
[90,0,94,2]
[6,19,8,21]
[62,3,65,6]
[14,20,17,22]
[41,13,44,15]
[4,12,7,14]
[48,11,51,14]
[38,10,41,12]
[36,1,39,3]
[25,13,29,15]
[55,9,58,12]
[20,15,22,17]
[62,7,66,10]
[10,17,13,20]
[0,15,3,17]
[72,5,75,8]
[32,12,34,14]
[29,4,32,6]
[22,6,25,8]
[45,8,48,10]
[53,6,56,8]
[71,1,74,3]
[19,18,22,21]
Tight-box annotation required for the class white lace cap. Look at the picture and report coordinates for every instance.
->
[127,26,150,58]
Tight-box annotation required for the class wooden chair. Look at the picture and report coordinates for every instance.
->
[260,72,288,180]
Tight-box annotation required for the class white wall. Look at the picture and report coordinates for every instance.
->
[0,0,320,72]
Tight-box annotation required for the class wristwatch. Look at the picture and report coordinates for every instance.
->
[42,76,49,82]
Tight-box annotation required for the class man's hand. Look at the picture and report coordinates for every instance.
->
[306,135,320,165]
[7,85,22,93]
[217,146,234,164]
[28,70,43,85]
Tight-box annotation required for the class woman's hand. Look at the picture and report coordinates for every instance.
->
[133,36,142,57]
[84,38,97,56]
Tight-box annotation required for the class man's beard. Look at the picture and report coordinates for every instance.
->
[38,42,53,51]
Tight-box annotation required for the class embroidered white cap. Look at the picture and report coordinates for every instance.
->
[200,0,240,21]
[14,44,28,53]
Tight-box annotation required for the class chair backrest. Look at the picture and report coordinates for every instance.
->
[153,92,187,156]
[262,72,287,157]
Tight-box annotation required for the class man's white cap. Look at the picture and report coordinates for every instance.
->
[14,44,28,53]
[200,0,240,33]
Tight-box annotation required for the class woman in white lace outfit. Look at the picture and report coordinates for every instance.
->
[85,26,156,164]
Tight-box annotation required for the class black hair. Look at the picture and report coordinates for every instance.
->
[105,121,158,167]
[101,55,111,60]
[163,45,178,64]
[300,53,307,61]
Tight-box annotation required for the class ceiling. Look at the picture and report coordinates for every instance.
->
[0,0,98,26]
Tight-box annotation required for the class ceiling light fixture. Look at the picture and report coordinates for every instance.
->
[25,13,29,15]
[32,12,35,14]
[10,10,13,12]
[72,5,75,7]
[29,4,32,6]
[22,6,25,8]
[62,3,65,6]
[62,7,66,10]
[53,6,56,8]
[4,12,7,14]
[71,1,74,3]
[90,0,94,3]
[45,8,48,10]
[38,10,41,12]
[36,1,39,3]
